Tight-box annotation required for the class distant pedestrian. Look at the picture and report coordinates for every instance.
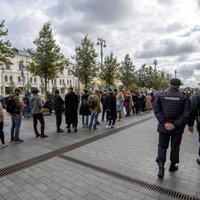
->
[154,78,191,178]
[88,90,101,130]
[100,90,108,122]
[0,102,7,147]
[116,92,124,121]
[65,87,79,133]
[188,91,200,166]
[79,89,90,128]
[10,88,24,144]
[30,88,48,138]
[105,89,117,128]
[53,89,65,133]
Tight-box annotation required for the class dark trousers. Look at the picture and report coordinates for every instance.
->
[108,118,116,126]
[0,122,5,144]
[196,124,200,157]
[67,123,77,129]
[132,103,138,114]
[33,113,45,135]
[55,111,62,130]
[156,132,183,164]
[102,106,107,121]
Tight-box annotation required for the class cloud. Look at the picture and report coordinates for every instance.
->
[48,0,135,24]
[134,39,199,59]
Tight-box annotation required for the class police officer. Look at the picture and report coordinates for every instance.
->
[188,91,200,166]
[154,78,191,178]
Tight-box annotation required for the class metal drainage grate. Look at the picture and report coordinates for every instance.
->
[58,155,200,200]
[0,116,153,178]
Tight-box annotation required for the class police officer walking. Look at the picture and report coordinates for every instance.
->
[188,91,200,166]
[154,78,191,178]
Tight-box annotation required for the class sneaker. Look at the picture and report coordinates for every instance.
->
[40,134,48,138]
[74,128,78,132]
[68,129,71,133]
[111,126,115,128]
[1,144,8,148]
[197,158,200,166]
[105,125,111,128]
[169,163,178,172]
[14,139,24,144]
[93,127,97,130]
[10,140,15,144]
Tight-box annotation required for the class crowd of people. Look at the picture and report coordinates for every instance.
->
[0,79,200,179]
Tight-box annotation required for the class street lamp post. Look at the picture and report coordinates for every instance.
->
[97,38,106,66]
[174,70,177,78]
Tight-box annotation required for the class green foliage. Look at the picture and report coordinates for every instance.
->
[0,20,15,67]
[72,35,98,89]
[119,54,136,90]
[99,53,119,88]
[27,21,68,99]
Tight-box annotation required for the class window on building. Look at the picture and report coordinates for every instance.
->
[4,75,8,82]
[6,64,11,70]
[30,77,32,83]
[19,62,22,70]
[10,76,12,82]
[60,79,62,85]
[54,79,57,84]
[18,76,20,82]
[67,80,69,85]
[68,69,71,76]
[34,77,37,83]
[51,80,53,84]
[70,80,72,85]
[63,79,65,85]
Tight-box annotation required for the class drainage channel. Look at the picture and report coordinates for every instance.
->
[0,116,153,178]
[58,155,199,200]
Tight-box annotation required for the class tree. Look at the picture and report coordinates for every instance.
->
[99,53,119,88]
[0,20,15,94]
[72,35,98,89]
[119,54,136,90]
[0,20,15,67]
[27,21,68,100]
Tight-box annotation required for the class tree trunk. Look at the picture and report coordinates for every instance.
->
[44,78,47,101]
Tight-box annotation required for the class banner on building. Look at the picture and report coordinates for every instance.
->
[19,62,25,82]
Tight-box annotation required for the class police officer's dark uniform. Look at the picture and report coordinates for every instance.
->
[188,92,200,166]
[154,78,191,178]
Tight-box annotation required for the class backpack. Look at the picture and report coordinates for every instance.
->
[5,95,16,113]
[88,98,96,109]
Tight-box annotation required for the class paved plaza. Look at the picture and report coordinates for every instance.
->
[0,111,199,200]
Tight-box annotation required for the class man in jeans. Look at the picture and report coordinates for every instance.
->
[88,90,101,130]
[10,88,24,143]
[30,88,48,138]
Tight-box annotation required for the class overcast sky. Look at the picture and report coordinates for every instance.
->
[1,0,200,87]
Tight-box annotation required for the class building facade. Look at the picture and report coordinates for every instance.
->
[0,50,79,96]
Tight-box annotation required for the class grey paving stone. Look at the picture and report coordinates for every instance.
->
[17,191,33,200]
[0,186,9,195]
[2,191,18,200]
[83,192,104,200]
[44,188,61,199]
[58,188,74,198]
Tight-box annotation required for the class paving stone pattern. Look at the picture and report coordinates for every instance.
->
[0,111,199,199]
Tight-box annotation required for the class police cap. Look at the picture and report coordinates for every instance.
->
[170,78,181,86]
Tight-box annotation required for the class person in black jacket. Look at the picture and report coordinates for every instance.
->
[188,91,200,166]
[154,78,191,178]
[65,87,79,133]
[105,88,117,128]
[53,89,65,133]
